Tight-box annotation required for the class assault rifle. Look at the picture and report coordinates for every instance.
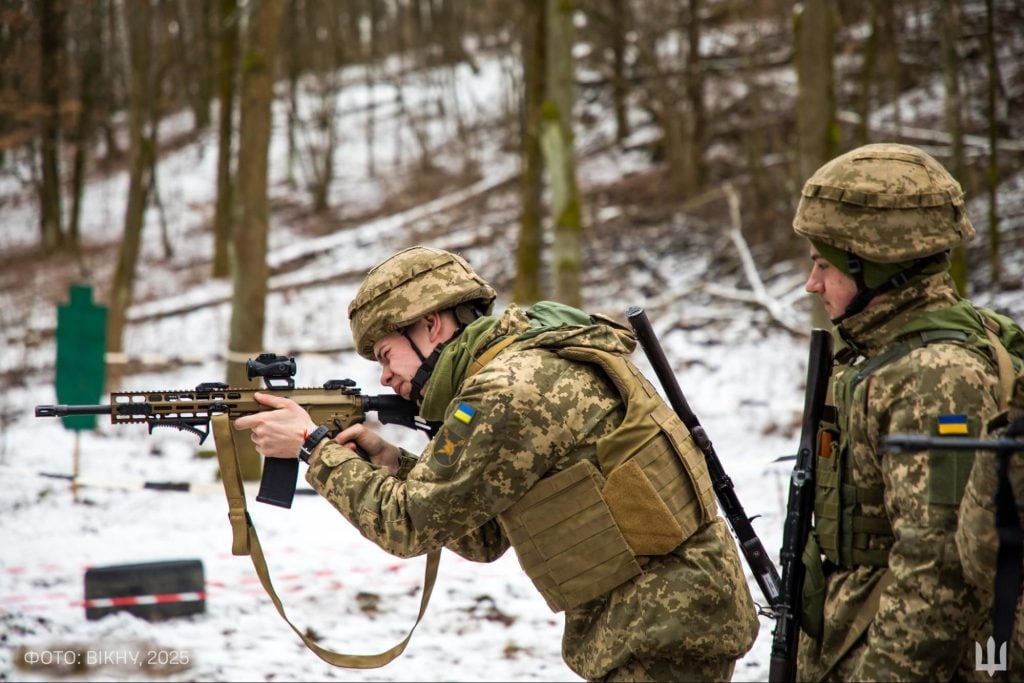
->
[35,353,435,508]
[768,329,834,683]
[625,306,783,610]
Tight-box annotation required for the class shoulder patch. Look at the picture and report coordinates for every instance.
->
[431,425,466,469]
[453,402,477,425]
[927,413,979,506]
[937,414,969,435]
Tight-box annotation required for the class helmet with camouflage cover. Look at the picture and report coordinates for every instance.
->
[794,143,975,321]
[348,246,496,360]
[793,142,974,262]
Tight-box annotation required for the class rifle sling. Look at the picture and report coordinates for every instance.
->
[982,318,1016,409]
[212,414,440,668]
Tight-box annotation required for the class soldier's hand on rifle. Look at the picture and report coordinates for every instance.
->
[333,422,402,475]
[235,392,318,459]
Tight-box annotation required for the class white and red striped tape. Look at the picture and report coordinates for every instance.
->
[83,591,206,609]
[0,558,415,611]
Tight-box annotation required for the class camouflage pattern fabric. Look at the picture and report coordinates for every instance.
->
[306,305,759,681]
[792,143,974,264]
[956,372,1024,679]
[347,246,495,360]
[798,272,1001,682]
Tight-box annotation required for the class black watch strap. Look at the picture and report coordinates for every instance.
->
[298,424,330,463]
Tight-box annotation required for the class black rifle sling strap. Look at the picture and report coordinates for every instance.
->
[213,414,440,668]
[994,418,1024,652]
[981,316,1021,653]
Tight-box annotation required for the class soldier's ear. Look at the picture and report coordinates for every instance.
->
[424,311,445,341]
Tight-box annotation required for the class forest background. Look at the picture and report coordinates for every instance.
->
[1,0,1024,681]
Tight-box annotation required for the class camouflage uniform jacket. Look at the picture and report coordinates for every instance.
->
[306,305,758,680]
[957,372,1024,675]
[800,272,1001,682]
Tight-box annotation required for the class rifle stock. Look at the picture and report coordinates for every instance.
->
[36,363,432,508]
[768,328,834,683]
[625,306,783,610]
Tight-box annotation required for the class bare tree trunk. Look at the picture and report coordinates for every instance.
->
[684,0,705,188]
[631,12,694,198]
[365,0,381,179]
[68,0,104,253]
[107,0,155,387]
[38,0,65,253]
[514,0,545,305]
[98,0,126,165]
[794,0,837,329]
[282,0,301,190]
[984,0,1001,285]
[794,0,838,184]
[307,0,342,214]
[856,0,880,146]
[174,0,212,131]
[543,0,582,307]
[880,2,903,135]
[742,38,768,245]
[940,0,967,294]
[212,0,238,278]
[609,0,630,144]
[227,0,284,480]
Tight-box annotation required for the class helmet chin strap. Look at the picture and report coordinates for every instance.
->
[401,313,471,404]
[832,251,950,325]
[402,329,440,404]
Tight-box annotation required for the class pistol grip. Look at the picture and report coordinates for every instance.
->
[256,457,298,508]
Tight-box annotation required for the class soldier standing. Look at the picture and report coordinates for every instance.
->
[791,143,1005,681]
[236,246,760,682]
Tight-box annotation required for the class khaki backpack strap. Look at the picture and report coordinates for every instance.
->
[467,335,518,379]
[982,316,1015,409]
[212,413,440,668]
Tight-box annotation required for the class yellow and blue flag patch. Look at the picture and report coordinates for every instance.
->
[937,414,969,435]
[453,402,476,425]
[429,402,480,473]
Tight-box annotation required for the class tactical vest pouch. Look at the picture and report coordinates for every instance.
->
[603,459,684,556]
[556,346,716,554]
[602,406,713,556]
[814,454,842,566]
[800,532,827,641]
[499,459,641,613]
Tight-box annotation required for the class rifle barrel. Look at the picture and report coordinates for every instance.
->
[768,328,833,683]
[35,404,113,417]
[883,434,1024,454]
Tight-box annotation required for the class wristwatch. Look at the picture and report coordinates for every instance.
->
[298,424,330,464]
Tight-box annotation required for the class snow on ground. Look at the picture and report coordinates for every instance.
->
[2,46,1022,683]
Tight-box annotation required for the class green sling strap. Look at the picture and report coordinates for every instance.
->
[213,414,440,668]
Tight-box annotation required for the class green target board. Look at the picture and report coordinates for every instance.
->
[55,285,107,431]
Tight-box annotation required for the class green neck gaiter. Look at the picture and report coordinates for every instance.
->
[418,315,499,422]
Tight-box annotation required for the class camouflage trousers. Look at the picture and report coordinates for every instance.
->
[596,653,736,682]
[818,635,982,682]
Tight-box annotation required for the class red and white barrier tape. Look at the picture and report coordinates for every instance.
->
[83,591,206,609]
